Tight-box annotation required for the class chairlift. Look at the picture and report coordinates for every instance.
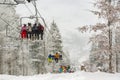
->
[20,16,45,40]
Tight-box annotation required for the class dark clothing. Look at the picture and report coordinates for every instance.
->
[59,55,62,60]
[51,55,55,60]
[32,24,39,40]
[35,30,40,40]
[32,25,36,35]
[38,24,44,40]
[26,24,32,39]
[48,54,52,58]
[27,32,32,39]
[67,65,70,72]
[55,58,58,63]
[48,54,55,60]
[40,30,43,40]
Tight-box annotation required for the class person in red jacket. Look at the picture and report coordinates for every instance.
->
[21,24,27,39]
[38,23,44,40]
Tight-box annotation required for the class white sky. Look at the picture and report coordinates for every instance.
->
[15,0,98,63]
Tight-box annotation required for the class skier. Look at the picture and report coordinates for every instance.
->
[48,54,53,63]
[59,54,62,60]
[21,24,27,39]
[62,66,67,73]
[38,23,44,40]
[54,52,60,63]
[32,23,38,40]
[26,23,32,40]
[51,54,55,60]
[81,65,86,71]
[66,65,70,72]
[59,65,63,73]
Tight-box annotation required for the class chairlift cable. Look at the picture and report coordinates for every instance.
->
[32,1,59,65]
[0,16,20,39]
[35,9,57,40]
[22,1,56,40]
[24,4,34,15]
[32,1,42,17]
[32,1,39,23]
[31,2,56,40]
[31,1,47,72]
[33,1,37,16]
[0,16,14,36]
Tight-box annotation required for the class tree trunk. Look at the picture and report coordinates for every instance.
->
[108,0,115,73]
[0,52,3,74]
[116,53,118,72]
[108,21,113,73]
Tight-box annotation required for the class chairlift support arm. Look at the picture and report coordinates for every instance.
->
[20,16,42,26]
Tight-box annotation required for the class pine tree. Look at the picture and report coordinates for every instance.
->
[46,21,70,72]
[49,21,63,55]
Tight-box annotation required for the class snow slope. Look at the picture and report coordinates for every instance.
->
[0,71,120,80]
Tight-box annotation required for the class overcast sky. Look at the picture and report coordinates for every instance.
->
[16,0,98,63]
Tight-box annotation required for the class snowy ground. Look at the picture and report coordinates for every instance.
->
[0,71,120,80]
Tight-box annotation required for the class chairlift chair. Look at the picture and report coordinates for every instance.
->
[20,16,44,40]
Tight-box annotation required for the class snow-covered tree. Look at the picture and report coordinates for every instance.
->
[49,21,63,54]
[45,21,70,72]
[79,0,120,73]
[49,21,70,63]
[0,1,20,74]
[115,23,120,72]
[0,0,69,75]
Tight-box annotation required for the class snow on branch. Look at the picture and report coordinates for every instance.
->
[89,34,108,43]
[78,25,88,33]
[90,23,106,32]
[78,23,106,33]
[90,10,101,18]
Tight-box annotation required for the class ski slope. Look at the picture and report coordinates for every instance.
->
[0,71,120,80]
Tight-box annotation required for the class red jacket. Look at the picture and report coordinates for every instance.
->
[38,25,44,31]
